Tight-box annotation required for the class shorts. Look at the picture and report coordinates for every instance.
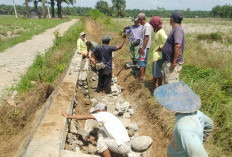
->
[138,48,149,67]
[164,61,183,84]
[152,59,163,78]
[97,137,130,155]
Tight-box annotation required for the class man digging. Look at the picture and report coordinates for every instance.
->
[62,103,131,157]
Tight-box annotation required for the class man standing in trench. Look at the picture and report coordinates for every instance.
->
[62,103,131,157]
[138,13,152,81]
[162,11,186,84]
[92,34,126,95]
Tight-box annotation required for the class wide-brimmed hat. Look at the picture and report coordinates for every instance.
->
[154,81,201,113]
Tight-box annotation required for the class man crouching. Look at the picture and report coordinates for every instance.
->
[62,103,131,157]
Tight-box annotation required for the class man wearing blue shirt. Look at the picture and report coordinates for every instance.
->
[154,82,214,157]
[124,16,142,65]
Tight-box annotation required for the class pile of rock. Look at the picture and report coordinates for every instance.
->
[111,77,124,96]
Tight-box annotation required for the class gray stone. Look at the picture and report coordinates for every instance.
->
[77,129,88,140]
[128,129,135,137]
[91,81,98,89]
[88,144,97,154]
[91,98,97,105]
[92,77,97,81]
[70,120,78,133]
[89,107,95,113]
[128,123,139,132]
[113,111,119,116]
[85,119,99,133]
[115,102,130,113]
[128,109,134,115]
[111,84,119,93]
[112,77,117,83]
[76,140,84,147]
[131,136,153,152]
[123,112,130,119]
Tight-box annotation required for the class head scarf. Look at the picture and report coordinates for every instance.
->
[149,16,162,32]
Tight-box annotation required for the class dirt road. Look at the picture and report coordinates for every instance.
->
[0,19,78,98]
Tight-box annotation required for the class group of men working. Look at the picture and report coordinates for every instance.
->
[62,11,214,157]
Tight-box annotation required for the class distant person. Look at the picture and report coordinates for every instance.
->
[162,11,186,84]
[149,16,167,91]
[92,34,126,95]
[62,103,131,157]
[86,41,98,64]
[138,13,152,81]
[77,32,88,58]
[124,16,142,66]
[154,82,214,157]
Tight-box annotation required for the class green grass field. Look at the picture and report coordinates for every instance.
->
[0,15,69,52]
[107,17,232,154]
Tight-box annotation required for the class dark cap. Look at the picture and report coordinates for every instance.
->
[171,11,183,22]
[132,16,139,22]
[102,35,111,43]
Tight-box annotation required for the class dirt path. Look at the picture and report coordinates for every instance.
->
[0,19,78,98]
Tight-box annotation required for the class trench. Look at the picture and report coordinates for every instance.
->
[62,53,168,156]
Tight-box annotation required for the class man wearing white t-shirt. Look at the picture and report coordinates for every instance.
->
[62,103,131,157]
[138,13,152,81]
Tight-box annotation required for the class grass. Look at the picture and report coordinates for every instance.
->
[104,18,232,154]
[0,15,69,52]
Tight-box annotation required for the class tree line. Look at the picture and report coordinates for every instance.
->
[211,4,232,18]
[1,1,231,18]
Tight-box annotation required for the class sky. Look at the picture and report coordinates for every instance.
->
[1,0,231,11]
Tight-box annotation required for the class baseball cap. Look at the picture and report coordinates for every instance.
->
[94,103,106,112]
[170,11,183,21]
[102,35,112,42]
[138,13,146,19]
[80,32,86,36]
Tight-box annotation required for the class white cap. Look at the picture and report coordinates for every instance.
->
[94,103,106,112]
[80,32,86,36]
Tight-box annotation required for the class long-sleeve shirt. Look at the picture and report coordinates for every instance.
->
[125,25,142,43]
[77,38,87,54]
[168,110,214,157]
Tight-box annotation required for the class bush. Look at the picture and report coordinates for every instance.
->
[197,32,223,41]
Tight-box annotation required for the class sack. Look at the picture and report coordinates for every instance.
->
[132,39,140,46]
[96,62,106,70]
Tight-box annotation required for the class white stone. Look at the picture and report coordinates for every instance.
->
[123,112,130,119]
[131,136,153,152]
[85,119,99,133]
[128,109,134,115]
[89,107,95,113]
[128,123,139,131]
[91,98,97,105]
[112,77,117,83]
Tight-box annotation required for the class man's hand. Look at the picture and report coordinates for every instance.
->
[170,63,177,71]
[140,49,145,56]
[61,111,68,118]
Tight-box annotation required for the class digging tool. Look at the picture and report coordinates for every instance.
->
[117,62,139,76]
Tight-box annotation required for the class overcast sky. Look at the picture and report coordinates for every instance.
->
[1,0,231,11]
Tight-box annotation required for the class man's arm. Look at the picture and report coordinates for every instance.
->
[62,111,96,120]
[116,34,126,50]
[140,35,149,55]
[170,43,182,70]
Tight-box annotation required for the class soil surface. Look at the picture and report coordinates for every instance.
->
[0,19,78,98]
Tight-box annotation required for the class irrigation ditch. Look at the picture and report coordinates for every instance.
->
[17,43,169,157]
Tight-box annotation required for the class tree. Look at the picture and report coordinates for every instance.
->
[112,0,126,17]
[12,0,18,18]
[51,0,55,17]
[95,0,111,16]
[25,0,29,16]
[42,0,46,18]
